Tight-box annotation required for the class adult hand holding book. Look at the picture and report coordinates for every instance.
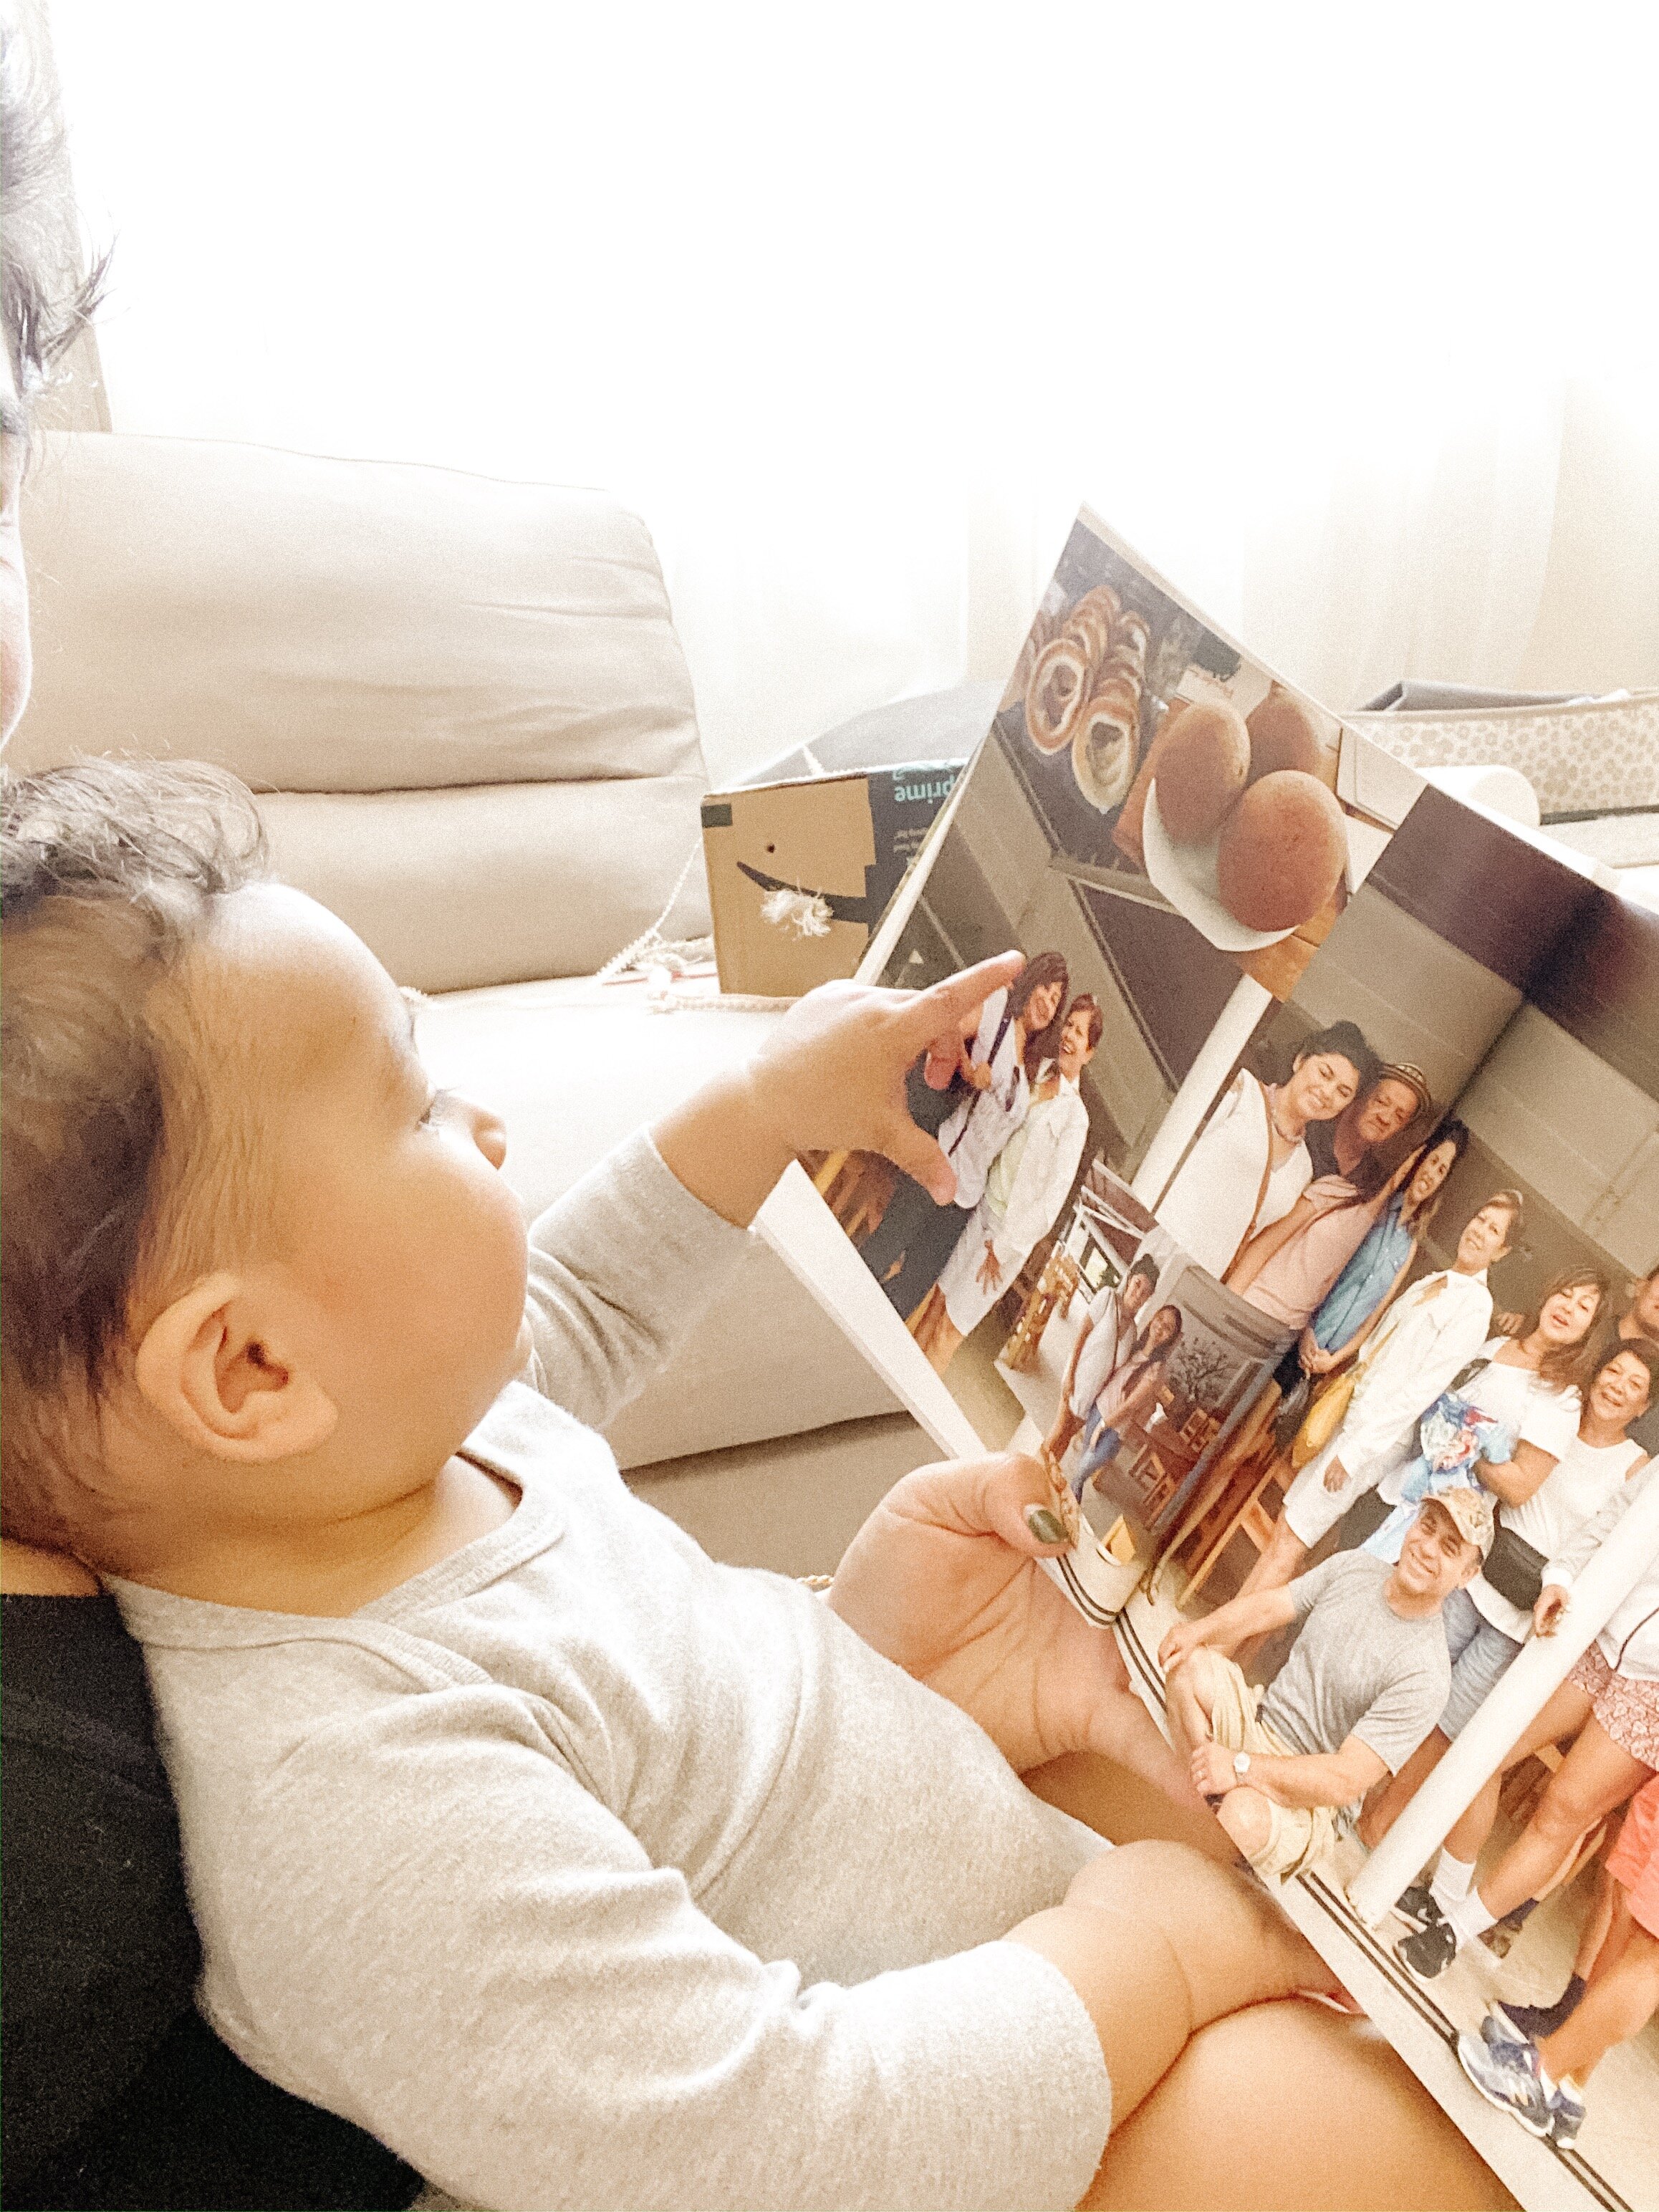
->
[827,1449,1219,1830]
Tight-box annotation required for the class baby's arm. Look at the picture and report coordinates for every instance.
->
[216,1691,1111,2212]
[521,956,1022,1428]
[1007,1842,1337,2136]
[652,955,1021,1228]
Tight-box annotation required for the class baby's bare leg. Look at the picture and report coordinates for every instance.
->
[1081,1999,1516,2210]
[1007,1840,1335,2134]
[1027,1749,1236,1865]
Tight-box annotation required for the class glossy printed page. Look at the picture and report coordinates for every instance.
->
[780,514,1590,1608]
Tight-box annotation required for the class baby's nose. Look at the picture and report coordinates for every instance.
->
[458,1092,509,1169]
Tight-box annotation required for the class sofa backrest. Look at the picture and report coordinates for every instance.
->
[14,432,711,989]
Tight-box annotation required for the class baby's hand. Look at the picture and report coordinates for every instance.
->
[744,954,1023,1199]
[653,953,1022,1227]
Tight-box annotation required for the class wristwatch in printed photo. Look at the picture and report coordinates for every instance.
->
[1232,1751,1252,1779]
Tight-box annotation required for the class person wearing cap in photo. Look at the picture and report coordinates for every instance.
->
[1305,1061,1433,1184]
[1157,1489,1494,1881]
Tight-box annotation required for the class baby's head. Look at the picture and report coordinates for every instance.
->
[1,761,529,1574]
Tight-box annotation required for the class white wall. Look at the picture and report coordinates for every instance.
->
[1457,1005,1659,1273]
[45,2,1659,778]
[1288,883,1522,1106]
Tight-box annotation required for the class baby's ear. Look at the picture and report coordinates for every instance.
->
[133,1274,337,1462]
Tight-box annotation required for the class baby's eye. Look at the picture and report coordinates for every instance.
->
[418,1088,454,1128]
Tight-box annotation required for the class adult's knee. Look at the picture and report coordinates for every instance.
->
[1531,1773,1605,1849]
[1218,1787,1274,1861]
[1168,1645,1223,1706]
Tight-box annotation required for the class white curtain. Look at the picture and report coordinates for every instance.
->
[48,1,1659,782]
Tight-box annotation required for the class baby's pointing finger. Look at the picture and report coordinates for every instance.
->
[908,951,1024,1049]
[872,1112,957,1203]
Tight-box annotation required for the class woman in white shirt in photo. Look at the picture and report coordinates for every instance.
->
[854,953,1067,1320]
[913,996,1101,1374]
[1365,1265,1610,1563]
[1044,1251,1162,1469]
[1154,1021,1379,1284]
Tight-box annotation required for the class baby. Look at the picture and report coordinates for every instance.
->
[1,760,1331,2211]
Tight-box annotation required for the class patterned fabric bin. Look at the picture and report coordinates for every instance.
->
[1347,691,1659,819]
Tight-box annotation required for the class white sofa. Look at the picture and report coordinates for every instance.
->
[16,430,931,1564]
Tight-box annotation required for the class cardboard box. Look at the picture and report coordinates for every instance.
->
[701,761,962,996]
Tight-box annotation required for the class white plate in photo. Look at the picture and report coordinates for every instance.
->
[1142,783,1295,953]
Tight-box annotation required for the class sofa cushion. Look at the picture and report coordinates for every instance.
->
[260,782,707,994]
[16,432,711,983]
[413,976,901,1466]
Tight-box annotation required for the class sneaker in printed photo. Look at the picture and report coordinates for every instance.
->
[1456,2029,1554,2139]
[1392,1879,1446,1933]
[1456,2031,1587,2150]
[1546,2078,1587,2153]
[1396,1917,1459,1981]
[1476,2015,1539,2066]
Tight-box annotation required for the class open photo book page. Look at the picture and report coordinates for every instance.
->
[1236,883,1658,2212]
[764,506,1600,1615]
[754,510,1659,2209]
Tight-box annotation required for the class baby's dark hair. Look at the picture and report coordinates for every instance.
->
[1,759,268,1546]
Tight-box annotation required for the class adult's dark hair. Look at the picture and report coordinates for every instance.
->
[1395,1115,1470,1228]
[1007,950,1069,1079]
[1516,1265,1613,1395]
[1291,1019,1381,1103]
[1,759,269,1549]
[1124,1254,1159,1297]
[1340,1111,1470,1218]
[1122,1304,1183,1393]
[1593,1337,1659,1416]
[0,19,108,405]
[1067,993,1105,1054]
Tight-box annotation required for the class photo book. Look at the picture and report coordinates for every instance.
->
[752,510,1659,2212]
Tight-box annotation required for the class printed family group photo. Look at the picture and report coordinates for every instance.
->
[796,522,1659,2197]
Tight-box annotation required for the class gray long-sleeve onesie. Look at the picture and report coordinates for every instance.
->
[112,1133,1110,2211]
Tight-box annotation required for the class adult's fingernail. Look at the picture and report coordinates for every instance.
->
[1026,1505,1068,1547]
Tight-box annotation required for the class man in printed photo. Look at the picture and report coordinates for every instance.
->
[1156,1490,1494,1880]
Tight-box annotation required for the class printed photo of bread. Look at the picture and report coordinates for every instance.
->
[1019,583,1146,808]
[1148,686,1347,938]
[1151,699,1250,842]
[991,509,1361,1000]
[1216,771,1347,930]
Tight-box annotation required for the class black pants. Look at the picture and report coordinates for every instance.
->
[856,1175,972,1319]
